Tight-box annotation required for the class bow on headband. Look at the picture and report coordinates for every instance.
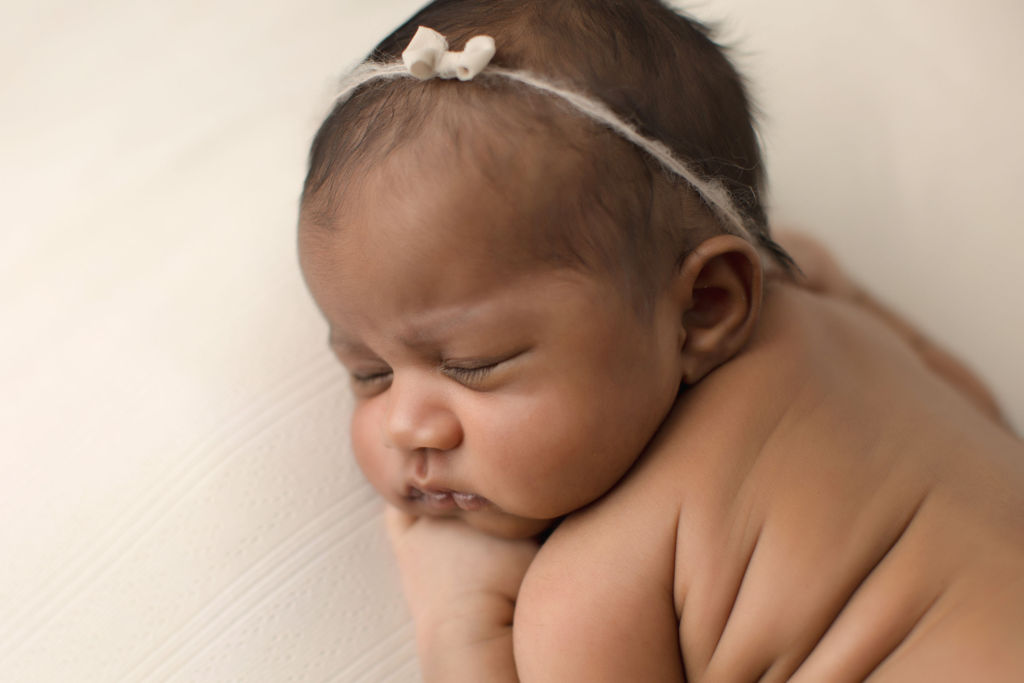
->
[402,26,496,81]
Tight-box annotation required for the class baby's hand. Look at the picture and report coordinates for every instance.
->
[386,507,538,625]
[385,508,538,682]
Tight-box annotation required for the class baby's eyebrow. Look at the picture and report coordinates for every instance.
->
[327,335,364,354]
[327,308,481,356]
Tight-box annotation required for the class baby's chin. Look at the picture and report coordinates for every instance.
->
[463,510,555,540]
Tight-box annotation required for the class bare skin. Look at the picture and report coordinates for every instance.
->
[775,230,1007,427]
[384,253,1024,682]
[516,280,1024,682]
[300,132,1023,679]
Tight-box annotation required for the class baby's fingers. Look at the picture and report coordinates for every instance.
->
[384,504,417,544]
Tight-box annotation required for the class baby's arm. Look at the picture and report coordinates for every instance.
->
[389,505,685,682]
[514,510,685,681]
[385,509,537,682]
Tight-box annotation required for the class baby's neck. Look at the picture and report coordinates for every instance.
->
[652,282,923,507]
[653,280,1016,521]
[663,285,814,453]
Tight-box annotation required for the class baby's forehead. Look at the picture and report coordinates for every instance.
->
[300,141,561,278]
[298,85,676,304]
[303,111,598,249]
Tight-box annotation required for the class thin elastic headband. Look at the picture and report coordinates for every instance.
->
[332,26,754,243]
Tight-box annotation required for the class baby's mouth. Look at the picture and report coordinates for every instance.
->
[408,487,491,512]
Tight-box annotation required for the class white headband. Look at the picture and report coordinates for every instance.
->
[332,26,754,242]
[402,26,496,81]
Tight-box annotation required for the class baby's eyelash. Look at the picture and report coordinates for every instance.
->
[350,370,392,385]
[442,362,498,382]
[442,349,526,384]
[341,349,526,391]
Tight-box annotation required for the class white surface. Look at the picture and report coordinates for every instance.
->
[1,1,1021,681]
[1,1,424,681]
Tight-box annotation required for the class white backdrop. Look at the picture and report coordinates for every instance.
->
[2,1,1021,681]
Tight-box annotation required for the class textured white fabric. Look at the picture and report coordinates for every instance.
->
[0,1,422,681]
[1,1,1021,682]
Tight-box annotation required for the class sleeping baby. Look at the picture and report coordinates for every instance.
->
[297,0,1024,679]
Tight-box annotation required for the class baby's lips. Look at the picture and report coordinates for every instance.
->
[451,491,489,511]
[407,487,457,512]
[424,490,452,504]
[407,485,491,512]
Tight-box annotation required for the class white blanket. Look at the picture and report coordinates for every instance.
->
[2,1,1021,681]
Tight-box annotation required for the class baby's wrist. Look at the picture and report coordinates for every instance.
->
[417,624,518,683]
[413,593,516,671]
[416,591,514,644]
[414,593,518,681]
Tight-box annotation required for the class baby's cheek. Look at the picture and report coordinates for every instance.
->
[350,402,394,498]
[482,394,594,513]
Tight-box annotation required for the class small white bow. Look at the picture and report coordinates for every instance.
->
[402,26,496,82]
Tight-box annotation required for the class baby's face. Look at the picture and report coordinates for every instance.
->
[299,152,684,538]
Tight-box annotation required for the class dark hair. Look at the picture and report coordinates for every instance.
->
[301,0,793,306]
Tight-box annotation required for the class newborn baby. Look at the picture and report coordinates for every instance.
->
[297,1,1024,679]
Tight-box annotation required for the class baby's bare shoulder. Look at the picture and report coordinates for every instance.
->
[514,458,686,680]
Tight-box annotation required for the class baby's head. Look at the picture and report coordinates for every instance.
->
[299,0,790,538]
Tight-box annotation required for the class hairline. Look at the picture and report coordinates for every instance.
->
[302,80,711,312]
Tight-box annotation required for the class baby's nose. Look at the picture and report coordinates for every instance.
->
[382,374,462,453]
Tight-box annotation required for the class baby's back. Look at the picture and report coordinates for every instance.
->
[516,284,1024,682]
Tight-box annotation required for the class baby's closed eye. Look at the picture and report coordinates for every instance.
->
[347,367,393,398]
[441,348,528,387]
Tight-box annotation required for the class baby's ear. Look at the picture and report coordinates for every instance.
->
[671,235,763,384]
